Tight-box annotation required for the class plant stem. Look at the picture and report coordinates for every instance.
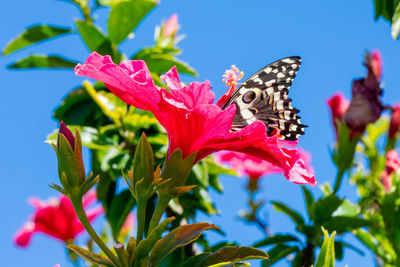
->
[71,196,120,266]
[333,167,346,194]
[135,199,147,245]
[148,194,170,234]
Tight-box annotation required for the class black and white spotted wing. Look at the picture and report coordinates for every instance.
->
[221,56,307,141]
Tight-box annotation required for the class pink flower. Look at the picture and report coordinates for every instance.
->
[162,14,179,38]
[327,93,350,138]
[14,191,103,247]
[74,52,315,185]
[215,150,314,182]
[389,105,400,139]
[369,50,383,81]
[121,213,135,235]
[381,150,400,192]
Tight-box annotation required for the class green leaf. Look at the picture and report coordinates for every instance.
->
[334,240,364,261]
[75,20,121,62]
[67,244,114,266]
[374,0,400,20]
[393,3,400,39]
[2,24,71,55]
[144,54,197,76]
[315,228,335,267]
[311,194,343,224]
[334,199,358,217]
[132,133,155,192]
[108,0,157,45]
[271,201,305,226]
[181,253,213,267]
[353,229,391,261]
[182,246,268,267]
[202,246,268,267]
[54,87,100,126]
[8,54,78,69]
[159,149,196,193]
[302,186,314,218]
[253,234,299,248]
[136,217,175,259]
[108,189,136,240]
[149,223,218,265]
[322,216,369,234]
[97,0,126,5]
[132,47,180,59]
[262,245,298,266]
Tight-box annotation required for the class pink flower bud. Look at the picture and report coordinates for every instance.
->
[389,105,400,139]
[327,93,350,139]
[51,122,86,189]
[58,121,75,149]
[162,14,179,38]
[381,150,400,192]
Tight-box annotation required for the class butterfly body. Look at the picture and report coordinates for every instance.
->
[222,56,307,141]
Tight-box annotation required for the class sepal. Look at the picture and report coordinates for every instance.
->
[67,244,114,267]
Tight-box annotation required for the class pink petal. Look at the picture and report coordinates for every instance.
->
[82,190,97,208]
[14,223,35,247]
[161,67,182,90]
[75,52,160,112]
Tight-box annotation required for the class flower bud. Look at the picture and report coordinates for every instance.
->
[381,150,400,192]
[162,14,179,38]
[389,105,400,139]
[50,122,86,190]
[327,93,349,139]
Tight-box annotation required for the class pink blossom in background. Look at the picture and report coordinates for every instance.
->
[75,52,315,185]
[327,92,350,138]
[162,14,179,38]
[369,50,383,81]
[14,190,103,247]
[120,213,135,236]
[389,105,400,139]
[215,150,314,182]
[381,150,400,192]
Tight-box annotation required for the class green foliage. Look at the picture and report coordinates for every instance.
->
[8,54,78,69]
[2,25,71,55]
[315,229,335,267]
[256,188,366,266]
[182,246,268,267]
[149,223,219,265]
[67,244,114,266]
[108,0,157,45]
[107,189,136,240]
[373,0,400,39]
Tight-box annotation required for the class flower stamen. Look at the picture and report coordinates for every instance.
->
[217,65,245,107]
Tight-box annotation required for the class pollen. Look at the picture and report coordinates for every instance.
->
[222,65,244,88]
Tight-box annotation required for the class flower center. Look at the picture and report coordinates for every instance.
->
[217,65,244,107]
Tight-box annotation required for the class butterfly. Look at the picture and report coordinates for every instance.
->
[221,56,307,141]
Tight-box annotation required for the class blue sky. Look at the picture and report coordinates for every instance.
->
[2,0,400,266]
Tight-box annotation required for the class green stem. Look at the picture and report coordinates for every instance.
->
[135,200,147,245]
[71,196,120,266]
[114,244,129,267]
[333,167,346,194]
[148,194,171,234]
